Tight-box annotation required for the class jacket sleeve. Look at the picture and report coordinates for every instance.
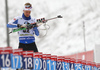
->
[33,27,39,36]
[7,17,19,28]
[32,18,39,36]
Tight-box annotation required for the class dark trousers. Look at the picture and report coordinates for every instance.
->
[18,42,38,52]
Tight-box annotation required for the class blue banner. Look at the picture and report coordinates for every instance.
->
[11,54,21,69]
[75,63,82,70]
[34,58,40,70]
[63,62,69,70]
[56,61,63,70]
[23,57,33,69]
[69,63,75,70]
[82,65,85,70]
[47,59,51,70]
[51,60,56,70]
[85,65,92,70]
[0,54,11,68]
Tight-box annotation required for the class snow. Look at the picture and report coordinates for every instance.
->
[0,0,100,56]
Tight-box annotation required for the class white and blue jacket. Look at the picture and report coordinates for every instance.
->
[7,13,39,44]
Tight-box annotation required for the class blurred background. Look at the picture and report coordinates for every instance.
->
[0,0,100,62]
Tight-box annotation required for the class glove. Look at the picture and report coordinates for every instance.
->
[37,18,47,23]
[32,23,37,27]
[17,24,21,28]
[17,24,27,28]
[27,24,33,29]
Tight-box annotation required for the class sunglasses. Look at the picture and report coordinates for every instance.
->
[25,5,32,8]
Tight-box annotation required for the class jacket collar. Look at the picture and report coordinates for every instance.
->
[22,13,31,20]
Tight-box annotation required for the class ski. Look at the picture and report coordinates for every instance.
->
[9,28,26,34]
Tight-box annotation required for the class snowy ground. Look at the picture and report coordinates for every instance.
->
[0,0,100,56]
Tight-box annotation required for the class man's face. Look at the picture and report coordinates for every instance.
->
[23,10,31,17]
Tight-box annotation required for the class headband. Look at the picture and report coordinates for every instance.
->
[23,5,32,11]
